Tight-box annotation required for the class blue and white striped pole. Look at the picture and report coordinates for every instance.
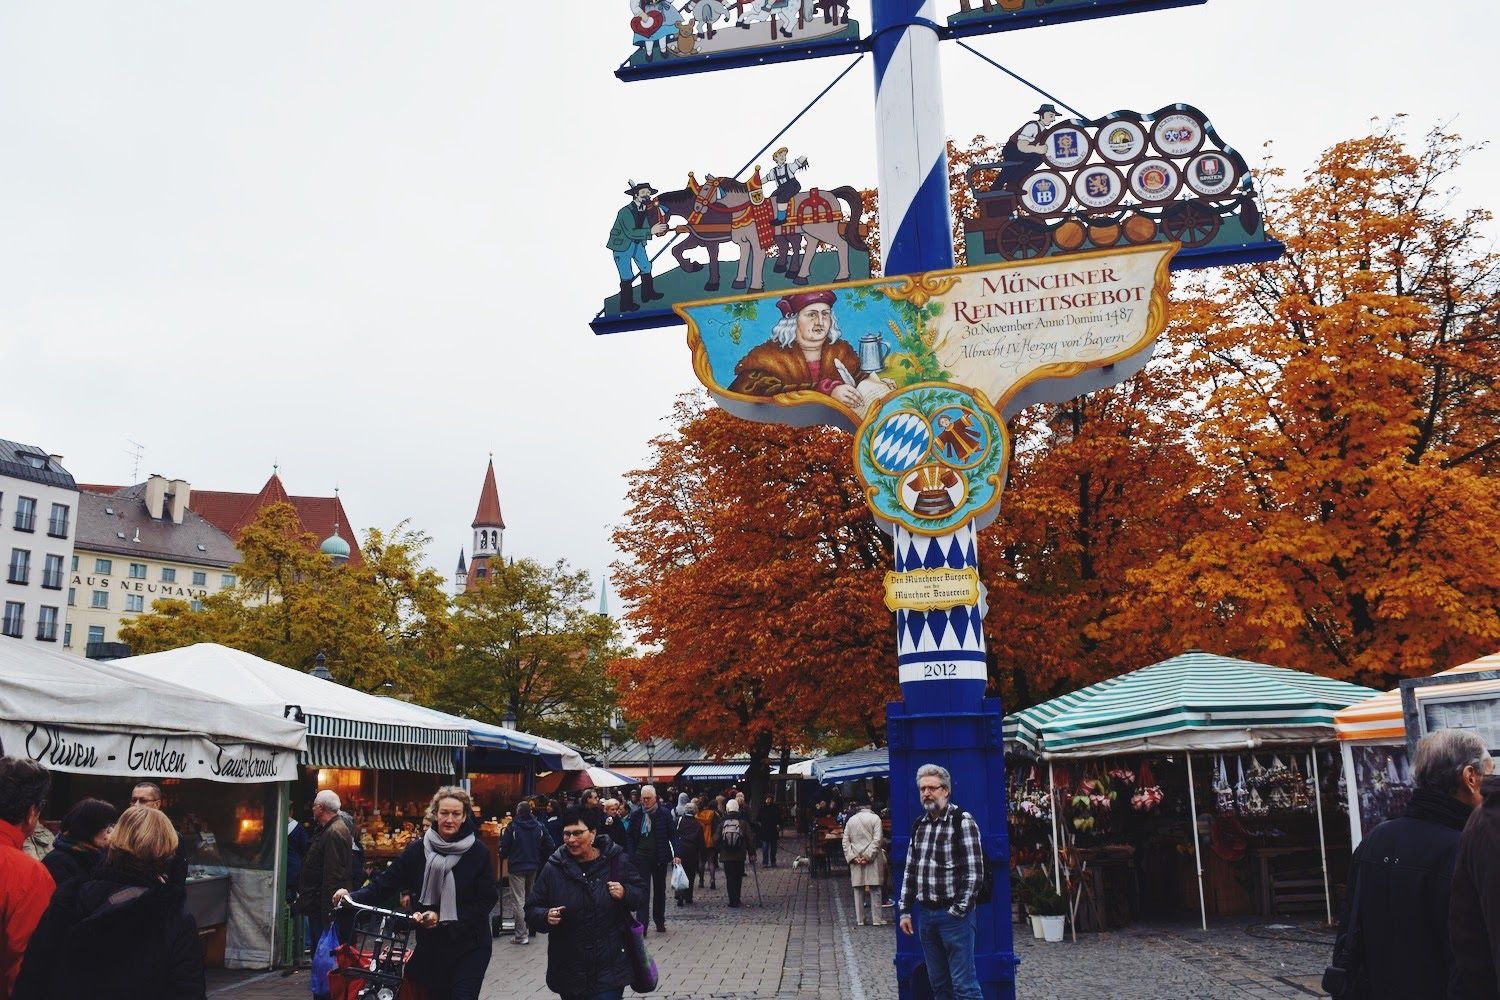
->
[872,3,1018,997]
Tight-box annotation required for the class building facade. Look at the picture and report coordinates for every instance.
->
[0,440,78,647]
[70,476,240,654]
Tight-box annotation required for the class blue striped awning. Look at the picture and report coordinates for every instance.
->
[812,748,888,785]
[679,763,748,782]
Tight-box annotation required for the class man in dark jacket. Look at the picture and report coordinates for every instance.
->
[1327,729,1489,1000]
[292,790,352,996]
[499,801,554,945]
[623,785,682,935]
[1449,764,1500,996]
[758,795,784,867]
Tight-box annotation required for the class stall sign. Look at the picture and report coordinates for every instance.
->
[0,721,295,783]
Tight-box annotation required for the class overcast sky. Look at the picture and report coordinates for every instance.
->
[3,2,1496,602]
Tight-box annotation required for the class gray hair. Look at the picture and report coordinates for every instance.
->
[640,784,657,800]
[1413,729,1491,795]
[915,763,951,791]
[771,306,843,348]
[313,789,341,813]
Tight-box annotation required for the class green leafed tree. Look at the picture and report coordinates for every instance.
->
[433,557,628,752]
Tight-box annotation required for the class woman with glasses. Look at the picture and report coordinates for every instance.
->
[335,786,497,1000]
[526,806,646,1000]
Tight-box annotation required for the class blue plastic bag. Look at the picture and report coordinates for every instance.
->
[310,922,339,996]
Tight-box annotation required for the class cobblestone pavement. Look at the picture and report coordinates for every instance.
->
[208,837,1334,999]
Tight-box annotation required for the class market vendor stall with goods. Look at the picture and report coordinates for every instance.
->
[1004,651,1378,933]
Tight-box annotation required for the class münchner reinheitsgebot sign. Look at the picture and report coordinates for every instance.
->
[0,721,296,783]
[678,242,1176,539]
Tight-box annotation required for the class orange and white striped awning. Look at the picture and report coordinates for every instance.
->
[1334,651,1500,742]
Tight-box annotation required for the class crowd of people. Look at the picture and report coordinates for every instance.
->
[0,757,206,999]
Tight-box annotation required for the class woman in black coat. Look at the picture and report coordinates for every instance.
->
[526,805,646,1000]
[339,786,498,1000]
[16,805,204,1000]
[40,797,118,888]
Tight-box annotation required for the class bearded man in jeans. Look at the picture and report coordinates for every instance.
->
[898,763,983,1000]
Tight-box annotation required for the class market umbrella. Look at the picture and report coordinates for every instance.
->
[536,767,639,794]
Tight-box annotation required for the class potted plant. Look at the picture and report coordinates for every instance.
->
[1033,887,1068,943]
[1018,871,1051,938]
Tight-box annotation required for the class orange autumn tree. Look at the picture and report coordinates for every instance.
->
[1098,125,1500,687]
[609,397,895,803]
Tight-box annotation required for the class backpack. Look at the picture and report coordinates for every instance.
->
[910,810,993,906]
[720,816,744,849]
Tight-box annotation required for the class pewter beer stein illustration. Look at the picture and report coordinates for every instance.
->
[858,333,890,374]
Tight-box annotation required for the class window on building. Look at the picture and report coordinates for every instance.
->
[192,571,207,587]
[7,549,29,586]
[35,606,57,642]
[161,567,177,583]
[94,558,112,575]
[1,602,23,638]
[47,504,69,538]
[124,594,145,613]
[87,625,105,646]
[221,574,236,588]
[190,599,203,612]
[63,623,72,647]
[129,562,147,580]
[91,590,109,609]
[71,554,78,572]
[13,497,36,532]
[41,553,63,590]
[67,587,75,606]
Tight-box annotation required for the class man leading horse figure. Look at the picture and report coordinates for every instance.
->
[606,179,669,313]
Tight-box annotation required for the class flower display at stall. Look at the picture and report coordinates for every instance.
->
[1130,761,1162,813]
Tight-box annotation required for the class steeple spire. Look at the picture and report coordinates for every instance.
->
[466,456,505,591]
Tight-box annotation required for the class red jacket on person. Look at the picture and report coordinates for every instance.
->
[0,818,55,998]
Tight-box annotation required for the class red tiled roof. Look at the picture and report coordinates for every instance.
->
[473,459,505,528]
[82,473,361,564]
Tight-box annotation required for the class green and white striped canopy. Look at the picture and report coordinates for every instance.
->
[1004,651,1379,758]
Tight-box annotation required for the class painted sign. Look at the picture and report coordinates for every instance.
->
[595,158,872,334]
[619,1,860,80]
[678,242,1175,429]
[947,0,1207,35]
[961,104,1277,270]
[884,566,983,612]
[0,721,296,783]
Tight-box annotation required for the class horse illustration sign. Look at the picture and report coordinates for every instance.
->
[594,157,872,335]
[677,242,1176,530]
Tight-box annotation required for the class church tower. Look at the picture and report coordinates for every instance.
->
[464,457,505,591]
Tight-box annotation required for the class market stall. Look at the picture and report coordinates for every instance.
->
[0,641,305,969]
[1334,650,1500,847]
[114,644,468,878]
[1005,651,1378,930]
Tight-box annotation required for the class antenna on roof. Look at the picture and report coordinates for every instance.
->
[125,439,145,481]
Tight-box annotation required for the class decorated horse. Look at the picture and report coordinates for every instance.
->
[659,169,866,293]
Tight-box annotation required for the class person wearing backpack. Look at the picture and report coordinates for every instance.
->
[898,764,985,1000]
[499,801,555,946]
[715,799,756,908]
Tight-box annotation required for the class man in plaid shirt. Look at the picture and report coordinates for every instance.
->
[898,763,984,1000]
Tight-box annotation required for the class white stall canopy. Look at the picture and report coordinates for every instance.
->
[0,641,304,782]
[115,644,466,774]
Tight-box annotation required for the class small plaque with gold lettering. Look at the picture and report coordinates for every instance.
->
[883,567,982,613]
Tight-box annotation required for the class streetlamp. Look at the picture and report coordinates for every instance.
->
[601,727,614,768]
[310,650,332,681]
[500,708,517,731]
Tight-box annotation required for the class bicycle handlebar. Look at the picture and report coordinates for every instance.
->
[334,897,413,922]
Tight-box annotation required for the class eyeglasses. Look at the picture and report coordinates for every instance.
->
[561,829,591,839]
[130,797,160,805]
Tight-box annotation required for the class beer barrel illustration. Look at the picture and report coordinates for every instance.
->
[1053,216,1087,252]
[1087,217,1121,248]
[1122,211,1157,244]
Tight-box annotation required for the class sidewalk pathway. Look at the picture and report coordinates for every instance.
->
[208,837,1333,999]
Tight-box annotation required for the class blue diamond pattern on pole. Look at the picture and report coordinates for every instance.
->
[946,535,965,569]
[924,536,945,570]
[927,609,949,647]
[949,604,970,646]
[903,539,923,570]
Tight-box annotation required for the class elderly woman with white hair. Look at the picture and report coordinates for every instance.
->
[726,289,869,408]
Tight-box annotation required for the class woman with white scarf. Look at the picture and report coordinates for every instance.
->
[337,786,498,999]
